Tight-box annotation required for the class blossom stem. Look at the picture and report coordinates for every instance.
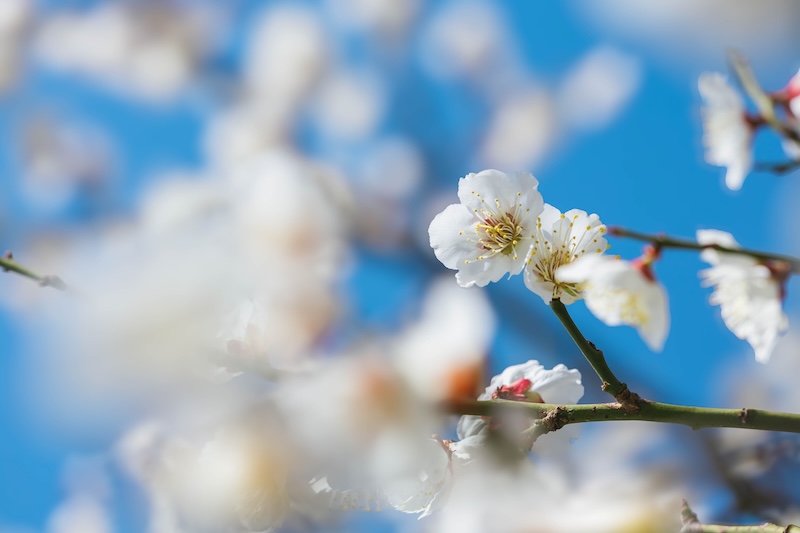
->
[729,50,800,145]
[679,499,799,533]
[443,399,800,434]
[549,299,629,401]
[0,252,67,291]
[608,227,800,273]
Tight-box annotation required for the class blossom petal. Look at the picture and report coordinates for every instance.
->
[429,204,479,270]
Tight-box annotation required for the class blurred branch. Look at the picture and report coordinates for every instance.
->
[754,159,800,175]
[680,499,799,532]
[729,50,800,145]
[549,299,632,402]
[608,227,800,273]
[443,399,800,434]
[0,251,67,291]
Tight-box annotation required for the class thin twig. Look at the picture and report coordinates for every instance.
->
[680,499,800,533]
[608,227,800,274]
[754,159,800,175]
[0,251,67,291]
[549,299,633,403]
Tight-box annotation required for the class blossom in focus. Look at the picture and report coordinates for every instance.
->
[429,169,544,288]
[524,204,608,304]
[698,72,754,191]
[557,254,670,351]
[457,360,583,454]
[697,229,788,363]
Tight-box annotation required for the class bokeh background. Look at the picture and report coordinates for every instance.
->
[2,1,800,531]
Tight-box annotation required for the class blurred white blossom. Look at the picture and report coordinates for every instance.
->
[34,2,222,101]
[243,4,327,108]
[395,276,496,402]
[698,72,753,191]
[698,229,788,363]
[480,88,558,169]
[557,46,641,131]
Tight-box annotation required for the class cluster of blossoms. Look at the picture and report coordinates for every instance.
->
[699,63,800,191]
[428,168,670,350]
[429,169,790,361]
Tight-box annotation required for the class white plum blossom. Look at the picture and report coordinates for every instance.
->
[380,438,453,518]
[557,254,670,351]
[697,229,789,363]
[457,360,584,449]
[429,169,544,288]
[698,72,754,191]
[524,204,608,304]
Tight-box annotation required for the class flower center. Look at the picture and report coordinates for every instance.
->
[531,248,581,298]
[475,212,523,260]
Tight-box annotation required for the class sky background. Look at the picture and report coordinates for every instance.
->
[2,0,800,531]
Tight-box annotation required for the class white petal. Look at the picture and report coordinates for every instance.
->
[429,204,479,270]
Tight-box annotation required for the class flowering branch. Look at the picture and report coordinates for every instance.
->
[608,226,800,273]
[549,299,633,403]
[680,499,799,533]
[0,251,67,291]
[443,398,800,435]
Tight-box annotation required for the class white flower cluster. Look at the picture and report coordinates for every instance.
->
[429,169,790,360]
[429,168,669,350]
[699,67,800,190]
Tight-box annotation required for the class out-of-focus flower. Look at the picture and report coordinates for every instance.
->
[34,3,222,101]
[575,0,800,65]
[429,169,544,288]
[697,229,788,363]
[380,437,453,518]
[117,418,294,533]
[276,354,435,491]
[243,4,327,108]
[16,115,115,210]
[557,46,641,132]
[311,70,386,141]
[557,254,670,351]
[46,495,111,533]
[0,0,31,93]
[194,428,290,531]
[698,72,754,191]
[480,88,558,170]
[214,298,277,382]
[457,360,583,453]
[524,204,608,304]
[395,276,496,402]
[418,0,511,81]
[324,0,420,37]
[203,101,295,170]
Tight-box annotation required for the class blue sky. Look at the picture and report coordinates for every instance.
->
[2,1,800,530]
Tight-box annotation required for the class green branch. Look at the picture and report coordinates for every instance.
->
[0,252,67,291]
[680,499,800,533]
[549,299,631,402]
[443,398,800,435]
[608,226,800,273]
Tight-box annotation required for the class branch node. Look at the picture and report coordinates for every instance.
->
[614,384,642,413]
[680,499,699,527]
[542,406,569,432]
[739,407,750,425]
